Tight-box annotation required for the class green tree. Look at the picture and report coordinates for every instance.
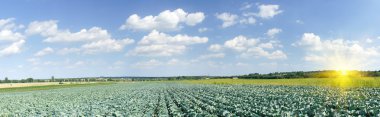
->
[4,77,9,83]
[51,76,55,82]
[26,78,34,82]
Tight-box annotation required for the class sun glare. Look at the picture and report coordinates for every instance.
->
[340,70,348,76]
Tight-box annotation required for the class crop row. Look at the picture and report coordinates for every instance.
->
[0,82,379,116]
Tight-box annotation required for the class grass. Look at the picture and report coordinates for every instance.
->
[0,82,114,93]
[182,77,380,88]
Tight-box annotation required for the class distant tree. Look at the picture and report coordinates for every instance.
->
[51,76,55,82]
[26,78,33,82]
[4,77,9,83]
[20,79,26,83]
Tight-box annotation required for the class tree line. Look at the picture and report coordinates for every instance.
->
[238,70,380,79]
[1,70,380,83]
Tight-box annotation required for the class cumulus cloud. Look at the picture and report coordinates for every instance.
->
[266,28,282,38]
[216,12,239,28]
[82,38,134,54]
[27,21,111,43]
[0,29,25,42]
[34,47,54,57]
[27,20,134,54]
[242,48,287,59]
[0,18,24,30]
[120,8,205,31]
[222,35,286,59]
[130,30,208,56]
[239,17,256,25]
[224,35,259,52]
[138,30,207,45]
[217,4,282,28]
[26,20,58,36]
[0,40,25,56]
[0,18,26,57]
[255,4,283,19]
[295,33,380,70]
[216,13,256,28]
[208,44,223,52]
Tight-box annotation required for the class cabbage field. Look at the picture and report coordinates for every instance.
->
[0,82,380,116]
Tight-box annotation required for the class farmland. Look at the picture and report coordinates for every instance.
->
[1,80,380,116]
[183,77,380,88]
[0,82,112,93]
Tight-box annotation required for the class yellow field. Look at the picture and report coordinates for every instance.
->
[182,77,380,88]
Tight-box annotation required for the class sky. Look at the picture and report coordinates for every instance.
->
[1,0,380,79]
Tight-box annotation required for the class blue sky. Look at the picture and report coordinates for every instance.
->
[1,0,380,79]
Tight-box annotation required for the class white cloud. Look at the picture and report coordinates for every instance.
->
[217,4,283,28]
[26,20,58,36]
[34,47,54,57]
[0,40,25,56]
[0,29,25,41]
[224,35,259,52]
[82,38,134,54]
[295,33,380,70]
[266,28,282,38]
[130,30,208,56]
[120,8,205,31]
[239,17,256,25]
[208,44,223,52]
[256,4,283,19]
[242,48,287,59]
[27,21,111,43]
[0,18,25,57]
[138,30,207,45]
[216,12,257,28]
[198,27,208,33]
[222,35,286,59]
[258,41,275,49]
[0,18,14,28]
[185,12,205,26]
[216,12,239,28]
[0,18,23,30]
[27,20,134,54]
